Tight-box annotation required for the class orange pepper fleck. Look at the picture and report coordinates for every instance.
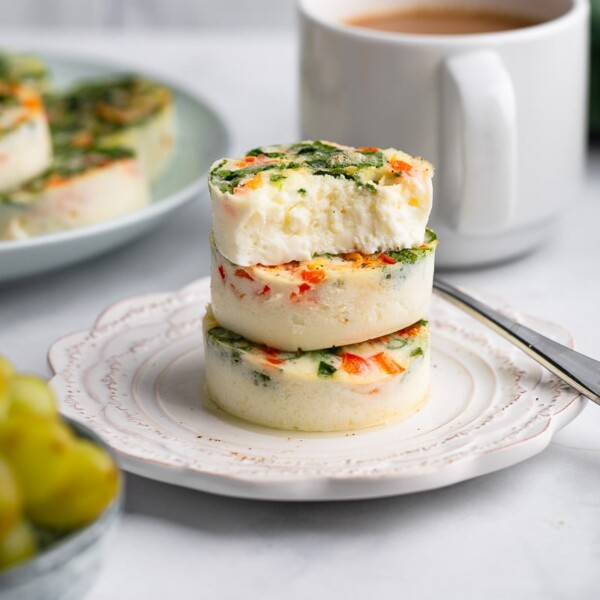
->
[397,322,423,337]
[301,269,325,284]
[234,174,262,193]
[70,131,93,148]
[390,160,413,174]
[340,353,369,375]
[265,357,283,366]
[46,174,67,188]
[379,253,396,265]
[371,352,405,375]
[358,147,379,153]
[22,96,41,111]
[234,268,254,281]
[235,156,257,167]
[257,285,270,296]
[289,282,311,301]
[343,251,364,263]
[263,348,284,366]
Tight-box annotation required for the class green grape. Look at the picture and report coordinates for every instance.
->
[0,371,9,423]
[0,357,16,422]
[0,356,15,379]
[29,438,119,530]
[0,456,21,538]
[8,374,57,419]
[0,415,76,507]
[0,519,37,571]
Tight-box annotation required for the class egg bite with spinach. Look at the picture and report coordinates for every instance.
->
[46,75,176,181]
[1,145,149,239]
[203,306,430,432]
[0,82,52,194]
[209,140,433,267]
[211,229,437,351]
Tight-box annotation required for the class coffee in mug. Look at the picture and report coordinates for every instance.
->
[300,0,589,268]
[346,5,540,35]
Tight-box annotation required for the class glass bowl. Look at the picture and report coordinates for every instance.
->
[0,418,124,600]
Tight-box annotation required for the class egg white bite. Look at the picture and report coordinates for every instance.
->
[1,146,149,240]
[46,75,176,181]
[0,83,52,193]
[203,305,430,432]
[209,140,433,266]
[211,229,437,351]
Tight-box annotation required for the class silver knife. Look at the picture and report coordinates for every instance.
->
[433,277,600,405]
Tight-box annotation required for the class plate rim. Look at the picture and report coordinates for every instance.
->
[48,278,586,501]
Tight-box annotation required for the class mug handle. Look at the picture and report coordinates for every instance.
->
[440,50,517,235]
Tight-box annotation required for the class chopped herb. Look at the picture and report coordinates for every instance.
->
[210,141,393,193]
[292,140,339,154]
[208,327,245,343]
[270,174,287,183]
[386,338,408,350]
[383,230,437,265]
[424,228,437,243]
[211,163,282,193]
[46,75,172,145]
[252,371,271,387]
[387,249,419,264]
[317,361,337,377]
[246,147,286,158]
[410,347,424,357]
[210,159,226,174]
[0,92,18,107]
[206,326,252,352]
[297,188,307,195]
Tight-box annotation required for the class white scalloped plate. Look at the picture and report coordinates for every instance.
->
[48,278,585,501]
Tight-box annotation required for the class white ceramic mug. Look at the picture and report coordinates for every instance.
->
[299,0,589,268]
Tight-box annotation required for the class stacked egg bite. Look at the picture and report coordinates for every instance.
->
[205,140,437,432]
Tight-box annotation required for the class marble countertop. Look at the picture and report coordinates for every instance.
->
[0,30,599,600]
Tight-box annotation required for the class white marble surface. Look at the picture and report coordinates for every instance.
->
[0,30,599,600]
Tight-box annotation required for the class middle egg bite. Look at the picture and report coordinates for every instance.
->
[211,229,437,351]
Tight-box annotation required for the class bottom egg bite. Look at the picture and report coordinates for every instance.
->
[203,305,430,432]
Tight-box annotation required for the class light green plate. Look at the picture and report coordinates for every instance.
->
[0,52,229,283]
